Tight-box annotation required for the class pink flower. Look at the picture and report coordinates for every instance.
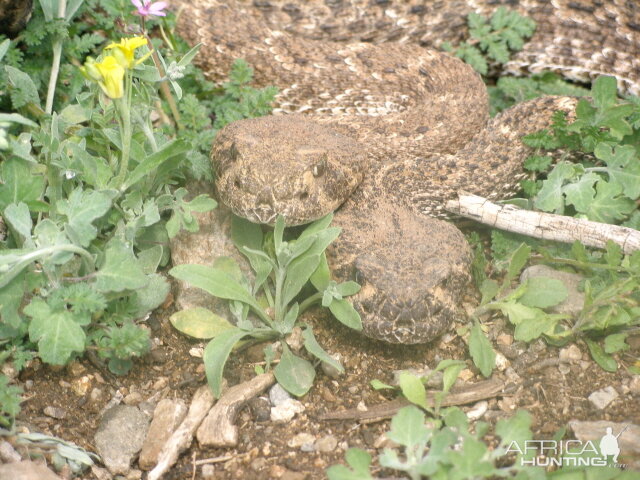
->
[131,0,168,17]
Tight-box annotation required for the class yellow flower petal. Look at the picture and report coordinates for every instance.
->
[94,55,125,99]
[105,36,149,68]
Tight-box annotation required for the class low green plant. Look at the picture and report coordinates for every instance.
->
[371,360,466,415]
[328,406,637,479]
[519,76,640,224]
[0,0,277,429]
[442,6,536,76]
[0,373,22,428]
[169,214,362,397]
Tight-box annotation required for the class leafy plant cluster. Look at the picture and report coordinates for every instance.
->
[0,0,277,425]
[170,214,362,398]
[520,76,640,226]
[441,6,536,76]
[328,405,636,480]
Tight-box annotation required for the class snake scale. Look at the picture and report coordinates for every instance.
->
[171,0,640,343]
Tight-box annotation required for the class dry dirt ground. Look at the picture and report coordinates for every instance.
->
[14,231,640,480]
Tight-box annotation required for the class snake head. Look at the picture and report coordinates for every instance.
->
[212,115,367,225]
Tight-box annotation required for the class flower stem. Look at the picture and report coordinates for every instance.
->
[44,0,67,114]
[115,75,133,189]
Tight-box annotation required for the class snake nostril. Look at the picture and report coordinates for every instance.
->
[299,191,309,201]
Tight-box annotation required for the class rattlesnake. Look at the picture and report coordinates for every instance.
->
[172,0,640,343]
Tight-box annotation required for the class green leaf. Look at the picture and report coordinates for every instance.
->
[442,362,465,393]
[282,254,321,306]
[480,278,499,305]
[563,172,599,213]
[592,76,618,110]
[519,277,568,308]
[504,243,532,286]
[121,139,190,190]
[585,339,618,372]
[513,313,561,342]
[171,307,235,339]
[133,274,170,317]
[523,155,553,173]
[327,449,373,480]
[231,215,263,251]
[0,112,37,128]
[0,39,10,63]
[398,371,428,409]
[495,410,533,453]
[56,188,112,247]
[95,240,148,293]
[0,159,46,211]
[25,299,86,365]
[300,213,334,239]
[385,405,429,448]
[595,143,640,199]
[329,299,363,330]
[169,264,262,311]
[274,215,285,253]
[5,65,40,108]
[469,323,495,378]
[310,254,331,291]
[203,327,250,397]
[534,162,577,213]
[370,379,394,390]
[336,281,360,297]
[583,180,636,223]
[274,345,316,397]
[137,246,164,274]
[302,327,344,374]
[603,333,629,354]
[4,202,32,241]
[447,437,495,480]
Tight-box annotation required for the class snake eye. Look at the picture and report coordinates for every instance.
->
[312,160,326,177]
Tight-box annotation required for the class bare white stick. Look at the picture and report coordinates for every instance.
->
[445,193,640,254]
[147,385,215,480]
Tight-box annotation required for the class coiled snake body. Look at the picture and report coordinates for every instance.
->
[172,0,640,343]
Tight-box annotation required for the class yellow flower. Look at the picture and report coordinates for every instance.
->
[94,55,125,99]
[105,36,151,69]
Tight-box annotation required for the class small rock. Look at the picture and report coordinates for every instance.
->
[201,464,216,479]
[90,465,111,480]
[466,401,488,421]
[89,388,104,405]
[558,363,571,375]
[251,457,268,471]
[495,352,510,371]
[588,386,619,409]
[504,367,521,383]
[348,385,359,394]
[569,420,640,456]
[286,327,304,352]
[288,433,316,450]
[373,433,400,449]
[71,375,93,396]
[321,354,344,379]
[139,399,187,470]
[269,465,286,478]
[0,440,22,463]
[149,347,170,364]
[126,469,143,479]
[123,392,144,406]
[189,347,204,358]
[0,460,62,480]
[458,369,475,382]
[43,406,66,419]
[281,471,308,480]
[94,405,150,475]
[248,396,271,422]
[1,363,17,380]
[269,383,292,407]
[315,435,338,453]
[496,333,513,346]
[67,361,86,377]
[559,344,582,362]
[629,375,640,395]
[356,401,368,412]
[152,377,168,391]
[520,265,585,315]
[270,398,305,422]
[321,387,337,403]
